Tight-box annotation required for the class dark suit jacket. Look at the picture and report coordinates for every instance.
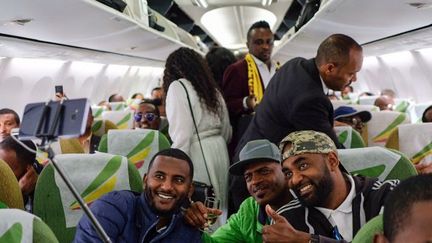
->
[230,57,339,211]
[222,58,265,159]
[222,59,255,118]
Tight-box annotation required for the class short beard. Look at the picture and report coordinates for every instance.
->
[296,166,334,207]
[144,189,187,216]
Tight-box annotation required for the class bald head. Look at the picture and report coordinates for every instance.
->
[374,95,395,111]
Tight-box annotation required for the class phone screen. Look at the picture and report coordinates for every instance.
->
[55,85,63,95]
[19,98,89,139]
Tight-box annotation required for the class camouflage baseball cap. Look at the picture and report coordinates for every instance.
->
[279,130,348,173]
[279,130,337,160]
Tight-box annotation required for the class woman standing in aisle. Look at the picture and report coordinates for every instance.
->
[163,47,232,226]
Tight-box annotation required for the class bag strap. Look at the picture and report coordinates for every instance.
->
[178,80,212,186]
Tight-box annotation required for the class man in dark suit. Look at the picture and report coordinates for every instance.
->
[230,33,364,212]
[222,20,278,158]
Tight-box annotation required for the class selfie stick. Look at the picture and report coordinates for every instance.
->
[36,100,112,243]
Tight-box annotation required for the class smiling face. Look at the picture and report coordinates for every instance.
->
[282,152,335,208]
[134,103,160,130]
[243,161,286,207]
[144,155,192,215]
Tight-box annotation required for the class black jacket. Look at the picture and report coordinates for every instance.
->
[277,175,399,242]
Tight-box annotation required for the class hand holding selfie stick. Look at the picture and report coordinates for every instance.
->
[34,99,112,243]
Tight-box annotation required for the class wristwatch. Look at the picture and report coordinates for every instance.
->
[309,234,319,243]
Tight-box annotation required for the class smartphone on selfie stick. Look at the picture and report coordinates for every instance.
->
[19,98,111,243]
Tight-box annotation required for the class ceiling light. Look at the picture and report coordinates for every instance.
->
[201,6,277,49]
[195,0,208,8]
[261,0,273,6]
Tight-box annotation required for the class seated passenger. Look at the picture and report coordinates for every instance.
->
[374,174,432,243]
[262,130,399,242]
[0,137,41,212]
[134,99,161,130]
[131,92,144,100]
[341,85,353,100]
[74,148,202,243]
[422,105,432,123]
[108,93,125,102]
[0,108,20,142]
[334,106,372,134]
[151,87,166,117]
[185,139,293,242]
[374,95,395,111]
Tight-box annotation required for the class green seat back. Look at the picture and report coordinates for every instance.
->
[367,111,409,147]
[0,208,59,243]
[98,129,171,177]
[352,214,383,243]
[388,123,432,165]
[33,153,142,243]
[101,110,134,130]
[91,119,118,137]
[335,126,366,148]
[0,159,24,210]
[339,146,417,181]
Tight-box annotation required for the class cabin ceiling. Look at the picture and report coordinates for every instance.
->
[173,0,293,50]
[273,0,432,62]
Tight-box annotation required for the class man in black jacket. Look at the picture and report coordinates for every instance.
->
[230,34,363,211]
[262,130,399,243]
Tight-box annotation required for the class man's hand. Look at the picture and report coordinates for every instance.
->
[19,165,38,196]
[184,201,222,229]
[246,95,257,110]
[262,205,311,243]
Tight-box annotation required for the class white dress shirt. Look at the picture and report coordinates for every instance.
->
[315,175,356,241]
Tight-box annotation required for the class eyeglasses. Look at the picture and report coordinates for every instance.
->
[338,116,364,127]
[134,112,157,122]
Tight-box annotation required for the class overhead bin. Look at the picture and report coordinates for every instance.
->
[0,0,203,64]
[273,0,432,63]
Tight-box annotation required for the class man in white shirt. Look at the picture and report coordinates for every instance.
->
[262,130,399,243]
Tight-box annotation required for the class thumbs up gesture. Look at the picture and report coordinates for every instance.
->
[262,205,312,243]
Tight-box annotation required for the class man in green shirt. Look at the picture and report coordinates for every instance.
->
[184,139,293,242]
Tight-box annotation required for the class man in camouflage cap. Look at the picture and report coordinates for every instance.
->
[279,130,348,173]
[262,130,399,243]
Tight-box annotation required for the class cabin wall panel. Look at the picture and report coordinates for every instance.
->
[358,51,432,103]
[0,58,163,117]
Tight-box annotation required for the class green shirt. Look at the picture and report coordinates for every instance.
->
[202,197,266,243]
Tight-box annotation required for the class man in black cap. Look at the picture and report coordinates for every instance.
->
[184,139,292,242]
[262,130,399,243]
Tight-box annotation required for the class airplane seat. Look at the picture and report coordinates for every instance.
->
[0,159,24,210]
[352,214,383,243]
[126,98,143,111]
[98,129,170,177]
[365,111,410,147]
[358,95,380,105]
[91,119,118,137]
[0,208,59,243]
[107,101,128,111]
[334,126,366,148]
[413,102,432,123]
[101,110,134,129]
[338,146,417,181]
[394,98,414,113]
[33,153,142,243]
[385,123,432,166]
[331,100,351,110]
[91,105,109,120]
